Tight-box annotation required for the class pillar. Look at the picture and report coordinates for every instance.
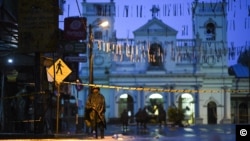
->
[166,85,171,108]
[170,85,175,107]
[194,85,203,124]
[221,86,231,124]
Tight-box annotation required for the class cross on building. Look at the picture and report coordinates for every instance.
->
[150,5,160,18]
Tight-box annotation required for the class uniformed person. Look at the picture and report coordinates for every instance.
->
[85,87,106,139]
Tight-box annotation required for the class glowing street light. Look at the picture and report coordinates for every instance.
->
[7,58,13,64]
[88,20,109,92]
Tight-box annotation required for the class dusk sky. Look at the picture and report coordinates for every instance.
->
[59,0,250,65]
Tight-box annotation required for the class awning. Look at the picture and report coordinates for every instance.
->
[230,63,249,78]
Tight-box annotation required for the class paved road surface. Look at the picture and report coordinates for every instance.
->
[0,124,238,141]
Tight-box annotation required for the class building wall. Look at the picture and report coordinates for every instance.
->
[78,1,234,125]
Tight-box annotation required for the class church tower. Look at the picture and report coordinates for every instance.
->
[192,0,227,42]
[192,0,232,124]
[192,0,228,68]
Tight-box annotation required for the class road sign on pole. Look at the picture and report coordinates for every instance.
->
[47,58,72,83]
[64,17,87,40]
[59,41,87,53]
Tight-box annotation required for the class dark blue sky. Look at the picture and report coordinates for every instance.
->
[59,0,250,66]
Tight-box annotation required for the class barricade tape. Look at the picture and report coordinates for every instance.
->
[63,81,250,94]
[1,82,249,100]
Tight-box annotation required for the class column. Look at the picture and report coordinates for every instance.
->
[165,85,171,108]
[140,87,144,109]
[221,86,231,124]
[114,89,118,117]
[170,85,175,107]
[164,90,169,111]
[167,85,174,124]
[194,85,203,124]
[163,88,168,124]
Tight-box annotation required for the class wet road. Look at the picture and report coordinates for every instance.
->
[104,124,235,141]
[0,124,238,141]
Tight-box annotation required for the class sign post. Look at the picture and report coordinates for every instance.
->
[56,83,60,134]
[47,58,72,133]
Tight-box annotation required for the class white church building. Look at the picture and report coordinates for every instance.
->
[75,0,234,125]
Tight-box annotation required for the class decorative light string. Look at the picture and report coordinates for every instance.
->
[92,40,250,65]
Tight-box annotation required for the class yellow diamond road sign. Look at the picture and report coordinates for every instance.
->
[47,58,72,83]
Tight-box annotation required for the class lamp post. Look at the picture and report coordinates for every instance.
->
[88,24,94,93]
[88,21,109,93]
[75,79,82,133]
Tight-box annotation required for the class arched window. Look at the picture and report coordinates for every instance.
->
[206,23,215,40]
[149,43,163,67]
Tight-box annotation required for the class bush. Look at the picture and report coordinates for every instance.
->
[167,107,184,126]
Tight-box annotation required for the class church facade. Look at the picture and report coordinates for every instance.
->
[76,0,234,124]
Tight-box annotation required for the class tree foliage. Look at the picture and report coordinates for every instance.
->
[167,106,184,126]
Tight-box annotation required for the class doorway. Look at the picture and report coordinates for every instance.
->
[239,102,248,123]
[178,93,195,125]
[207,101,217,124]
[145,93,164,123]
[118,94,134,122]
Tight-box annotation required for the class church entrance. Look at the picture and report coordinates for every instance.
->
[178,93,195,125]
[207,101,217,124]
[239,102,248,123]
[145,93,164,123]
[118,94,134,123]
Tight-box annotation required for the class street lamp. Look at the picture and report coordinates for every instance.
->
[88,20,109,93]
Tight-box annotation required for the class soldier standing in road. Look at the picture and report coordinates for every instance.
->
[85,87,106,139]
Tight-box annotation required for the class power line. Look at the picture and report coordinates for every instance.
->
[76,0,81,16]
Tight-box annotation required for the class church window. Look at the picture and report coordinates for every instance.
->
[149,43,163,67]
[95,4,103,16]
[94,4,111,16]
[94,31,102,40]
[181,25,188,36]
[206,23,215,40]
[123,5,129,17]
